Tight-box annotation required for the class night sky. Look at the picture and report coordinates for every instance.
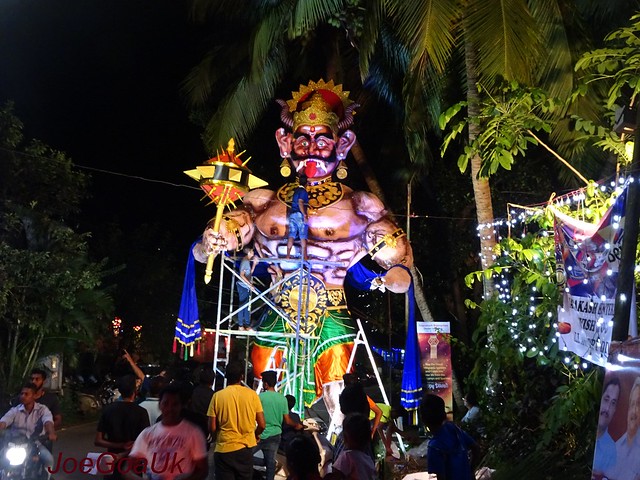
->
[0,0,213,247]
[0,1,408,339]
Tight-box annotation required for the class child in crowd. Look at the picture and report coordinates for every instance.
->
[331,413,377,479]
[285,435,322,480]
[280,394,301,451]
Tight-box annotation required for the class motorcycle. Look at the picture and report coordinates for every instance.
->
[64,376,103,415]
[96,376,119,407]
[0,431,50,480]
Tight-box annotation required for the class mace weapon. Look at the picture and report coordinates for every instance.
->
[185,139,267,283]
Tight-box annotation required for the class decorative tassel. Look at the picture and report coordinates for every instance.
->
[197,341,201,355]
[190,344,194,357]
[180,344,184,358]
[172,338,177,353]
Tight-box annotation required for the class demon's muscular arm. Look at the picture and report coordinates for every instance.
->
[192,189,273,263]
[354,191,413,294]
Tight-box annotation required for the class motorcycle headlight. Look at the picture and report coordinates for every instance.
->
[5,445,28,466]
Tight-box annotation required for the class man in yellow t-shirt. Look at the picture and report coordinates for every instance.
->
[208,361,265,479]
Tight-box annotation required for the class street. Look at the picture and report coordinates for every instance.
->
[52,421,98,479]
[50,420,218,480]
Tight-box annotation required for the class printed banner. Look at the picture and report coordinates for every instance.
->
[592,338,640,480]
[417,322,453,418]
[554,189,626,366]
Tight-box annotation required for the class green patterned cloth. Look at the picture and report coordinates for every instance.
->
[254,308,356,407]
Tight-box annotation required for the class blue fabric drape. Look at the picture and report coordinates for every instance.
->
[347,262,422,419]
[400,277,422,419]
[174,240,202,356]
[345,261,380,290]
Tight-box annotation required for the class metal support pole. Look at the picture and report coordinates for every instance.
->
[406,180,411,331]
[613,106,640,341]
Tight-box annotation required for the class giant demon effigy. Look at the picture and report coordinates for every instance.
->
[190,80,414,407]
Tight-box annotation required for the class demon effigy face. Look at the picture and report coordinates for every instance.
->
[275,80,358,181]
[290,125,338,178]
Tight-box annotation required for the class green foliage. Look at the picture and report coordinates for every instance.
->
[440,81,558,177]
[327,0,365,40]
[488,448,590,480]
[575,12,640,109]
[0,102,113,390]
[541,369,601,458]
[464,186,621,473]
[185,0,362,151]
[570,114,631,164]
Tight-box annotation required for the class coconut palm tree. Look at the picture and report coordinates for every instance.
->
[374,0,640,296]
[183,0,364,150]
[183,0,440,323]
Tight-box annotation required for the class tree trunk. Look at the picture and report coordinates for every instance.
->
[465,34,496,298]
[22,333,43,380]
[8,323,19,388]
[410,265,434,321]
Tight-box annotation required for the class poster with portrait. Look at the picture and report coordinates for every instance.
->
[417,322,453,418]
[592,337,640,480]
[553,189,627,366]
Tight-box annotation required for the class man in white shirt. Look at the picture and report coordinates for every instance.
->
[139,376,169,425]
[128,384,208,480]
[0,382,57,469]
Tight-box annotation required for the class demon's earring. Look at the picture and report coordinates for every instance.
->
[336,160,348,180]
[280,157,292,177]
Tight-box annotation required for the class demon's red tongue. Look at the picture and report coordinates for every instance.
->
[304,161,317,178]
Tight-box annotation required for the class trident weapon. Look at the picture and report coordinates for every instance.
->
[184,139,267,283]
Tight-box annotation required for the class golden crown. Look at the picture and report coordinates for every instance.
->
[287,79,354,134]
[293,94,339,133]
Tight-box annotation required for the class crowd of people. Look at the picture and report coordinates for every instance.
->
[0,354,486,480]
[112,358,483,479]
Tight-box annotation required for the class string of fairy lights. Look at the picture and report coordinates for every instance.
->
[478,175,634,371]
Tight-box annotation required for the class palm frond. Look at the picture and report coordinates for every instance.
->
[362,25,409,111]
[379,26,409,75]
[529,0,573,100]
[466,0,542,85]
[358,0,384,80]
[386,0,459,75]
[183,47,247,107]
[252,3,291,76]
[202,48,288,150]
[363,63,400,112]
[576,0,640,43]
[292,0,344,34]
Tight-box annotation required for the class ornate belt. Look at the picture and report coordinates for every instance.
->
[222,215,244,251]
[368,228,406,259]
